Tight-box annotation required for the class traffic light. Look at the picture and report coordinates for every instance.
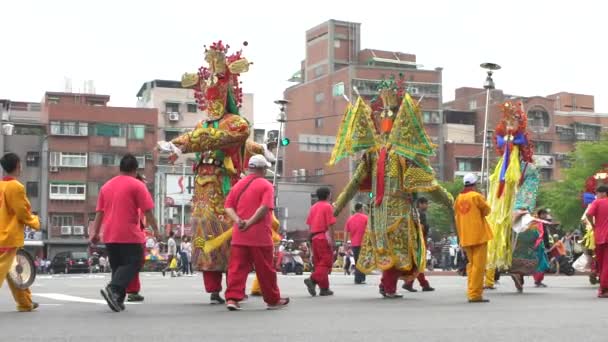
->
[280,137,290,146]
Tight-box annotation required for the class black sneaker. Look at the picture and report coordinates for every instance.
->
[210,292,225,304]
[379,284,386,297]
[319,289,334,296]
[402,284,418,292]
[304,278,317,297]
[100,287,121,312]
[127,293,145,302]
[422,286,435,292]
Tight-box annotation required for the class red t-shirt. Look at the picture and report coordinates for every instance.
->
[225,174,274,246]
[97,175,154,244]
[306,201,336,241]
[345,212,368,247]
[588,197,608,244]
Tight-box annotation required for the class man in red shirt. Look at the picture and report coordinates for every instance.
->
[586,185,608,298]
[224,154,289,311]
[304,187,336,296]
[345,203,367,284]
[90,154,160,312]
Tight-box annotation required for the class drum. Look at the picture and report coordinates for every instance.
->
[8,249,36,289]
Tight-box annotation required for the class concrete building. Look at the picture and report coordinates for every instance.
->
[135,80,254,236]
[443,88,608,181]
[283,19,444,231]
[43,92,157,258]
[0,99,47,256]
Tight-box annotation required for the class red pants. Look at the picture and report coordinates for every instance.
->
[405,272,430,288]
[381,268,404,294]
[596,243,608,292]
[311,238,332,289]
[225,245,281,305]
[126,245,146,294]
[202,271,224,293]
[533,271,545,284]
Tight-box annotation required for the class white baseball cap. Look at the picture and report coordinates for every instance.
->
[463,173,478,186]
[248,154,271,169]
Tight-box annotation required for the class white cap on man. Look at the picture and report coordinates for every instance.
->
[248,154,271,169]
[463,173,478,186]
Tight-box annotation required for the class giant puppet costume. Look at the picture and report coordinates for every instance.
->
[484,102,535,286]
[159,41,275,301]
[330,76,453,297]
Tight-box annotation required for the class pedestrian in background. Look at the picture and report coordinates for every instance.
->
[454,173,493,303]
[162,231,177,277]
[90,154,160,312]
[224,154,289,311]
[0,153,40,312]
[181,237,193,276]
[345,203,367,284]
[304,187,336,297]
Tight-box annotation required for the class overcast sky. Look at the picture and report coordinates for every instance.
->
[1,0,605,130]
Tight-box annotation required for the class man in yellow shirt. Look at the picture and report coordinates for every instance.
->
[454,173,493,303]
[0,153,40,312]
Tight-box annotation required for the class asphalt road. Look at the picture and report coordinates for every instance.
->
[0,272,606,342]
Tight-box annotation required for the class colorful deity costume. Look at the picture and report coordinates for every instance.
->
[330,78,453,292]
[160,41,273,294]
[485,102,534,283]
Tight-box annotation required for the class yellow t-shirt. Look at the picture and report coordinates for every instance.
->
[454,189,493,247]
[0,178,40,248]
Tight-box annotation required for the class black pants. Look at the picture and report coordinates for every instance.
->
[352,246,366,284]
[106,243,144,302]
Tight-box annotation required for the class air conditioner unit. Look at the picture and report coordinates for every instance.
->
[576,132,586,140]
[72,226,85,235]
[60,226,72,235]
[409,87,419,95]
[49,166,59,172]
[168,112,180,122]
[555,154,565,161]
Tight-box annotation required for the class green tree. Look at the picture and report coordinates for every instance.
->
[425,178,463,239]
[538,135,608,230]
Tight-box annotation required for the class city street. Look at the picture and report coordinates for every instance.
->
[1,273,605,342]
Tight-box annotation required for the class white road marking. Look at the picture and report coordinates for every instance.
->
[33,293,140,305]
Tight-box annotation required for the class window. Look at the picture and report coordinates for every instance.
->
[164,130,181,142]
[556,126,575,141]
[26,152,40,167]
[50,121,88,136]
[26,182,38,197]
[332,82,345,97]
[423,111,441,124]
[101,153,117,166]
[539,169,553,182]
[52,215,74,227]
[533,141,552,155]
[457,159,474,172]
[468,100,477,110]
[14,125,44,135]
[334,39,341,48]
[314,168,325,176]
[128,124,145,140]
[60,153,87,168]
[136,156,145,169]
[314,92,325,103]
[49,183,86,200]
[314,65,325,78]
[94,123,125,137]
[528,106,550,132]
[87,182,100,197]
[165,102,180,113]
[574,123,600,141]
[187,104,198,113]
[315,117,323,128]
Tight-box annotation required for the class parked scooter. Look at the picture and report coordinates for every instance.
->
[281,249,304,275]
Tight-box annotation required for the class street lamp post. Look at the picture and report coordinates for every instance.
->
[479,63,501,195]
[273,99,289,207]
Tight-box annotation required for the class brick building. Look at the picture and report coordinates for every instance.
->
[443,88,608,181]
[283,19,444,232]
[43,92,157,258]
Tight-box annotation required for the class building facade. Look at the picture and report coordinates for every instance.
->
[43,92,157,258]
[0,99,47,256]
[283,19,444,230]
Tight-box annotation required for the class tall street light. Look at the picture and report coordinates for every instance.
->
[273,99,289,207]
[479,62,501,195]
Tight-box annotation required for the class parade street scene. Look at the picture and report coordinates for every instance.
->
[1,1,608,341]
